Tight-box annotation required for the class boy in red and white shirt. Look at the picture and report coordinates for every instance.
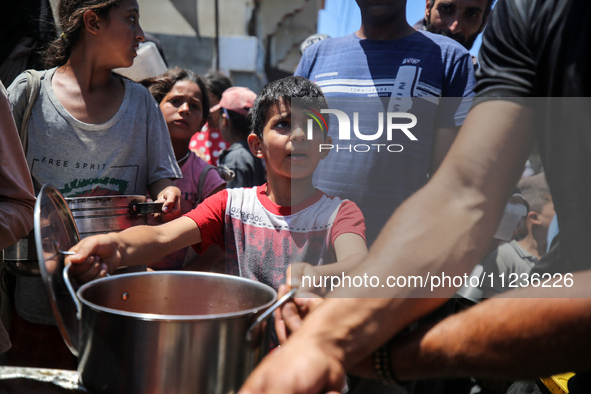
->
[67,76,367,292]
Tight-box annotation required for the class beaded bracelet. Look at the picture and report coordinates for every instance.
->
[373,340,403,386]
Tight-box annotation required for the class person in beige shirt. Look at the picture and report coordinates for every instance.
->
[0,81,35,250]
[0,79,36,354]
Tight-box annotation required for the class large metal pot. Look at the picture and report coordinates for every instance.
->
[3,194,161,276]
[35,184,290,393]
[65,270,279,394]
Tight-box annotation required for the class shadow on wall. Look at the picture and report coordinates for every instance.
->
[150,33,266,92]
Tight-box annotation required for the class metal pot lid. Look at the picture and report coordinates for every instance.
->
[35,184,81,357]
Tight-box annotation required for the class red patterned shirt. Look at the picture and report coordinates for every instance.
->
[189,123,228,165]
[184,185,366,290]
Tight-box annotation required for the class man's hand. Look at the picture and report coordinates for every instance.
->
[275,284,324,344]
[275,263,327,344]
[239,336,345,394]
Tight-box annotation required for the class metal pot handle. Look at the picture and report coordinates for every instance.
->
[63,264,83,320]
[246,287,298,341]
[63,260,112,320]
[129,202,164,215]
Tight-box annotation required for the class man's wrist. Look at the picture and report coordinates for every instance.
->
[373,339,406,386]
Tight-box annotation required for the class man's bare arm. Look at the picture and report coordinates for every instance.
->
[430,126,459,175]
[388,273,591,381]
[240,100,535,393]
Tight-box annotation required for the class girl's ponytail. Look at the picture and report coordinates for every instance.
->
[43,0,122,68]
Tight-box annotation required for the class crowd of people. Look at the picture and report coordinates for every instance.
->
[0,0,589,393]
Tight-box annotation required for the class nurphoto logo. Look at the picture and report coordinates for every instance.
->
[303,107,328,137]
[305,108,418,153]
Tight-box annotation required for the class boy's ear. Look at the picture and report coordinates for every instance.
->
[248,134,265,158]
[83,10,102,36]
[320,136,332,159]
[528,211,542,225]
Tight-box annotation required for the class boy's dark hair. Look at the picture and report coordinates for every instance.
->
[44,0,123,68]
[141,67,210,116]
[225,110,252,140]
[251,76,327,139]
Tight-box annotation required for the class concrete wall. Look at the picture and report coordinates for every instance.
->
[137,0,320,92]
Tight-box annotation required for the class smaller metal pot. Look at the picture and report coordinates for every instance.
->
[1,230,38,276]
[2,195,162,276]
[65,195,163,238]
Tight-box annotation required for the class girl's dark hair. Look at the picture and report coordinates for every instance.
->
[251,76,327,139]
[203,70,233,100]
[141,67,210,116]
[44,0,123,68]
[225,110,252,140]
